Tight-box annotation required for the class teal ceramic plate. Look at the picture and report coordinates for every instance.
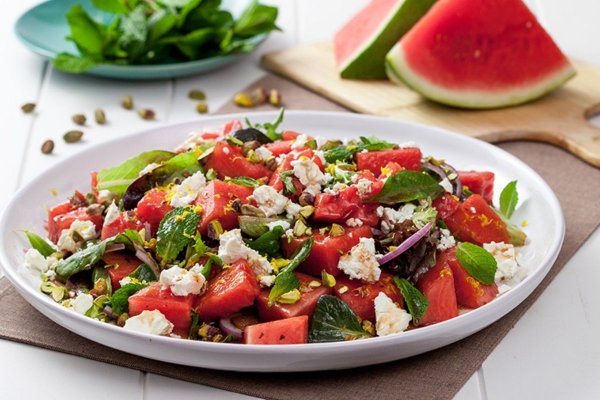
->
[15,0,268,80]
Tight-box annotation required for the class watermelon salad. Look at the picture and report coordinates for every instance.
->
[21,111,528,344]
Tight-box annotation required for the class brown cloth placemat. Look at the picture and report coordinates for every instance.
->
[1,75,600,400]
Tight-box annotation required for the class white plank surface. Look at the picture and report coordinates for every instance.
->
[1,0,600,399]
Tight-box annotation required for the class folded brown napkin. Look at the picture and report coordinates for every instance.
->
[1,74,599,400]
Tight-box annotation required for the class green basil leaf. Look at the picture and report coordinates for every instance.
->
[110,282,146,314]
[499,180,519,219]
[24,231,55,258]
[56,241,108,281]
[52,53,96,73]
[129,264,157,283]
[309,295,372,343]
[393,277,428,324]
[96,150,175,194]
[224,176,260,187]
[156,208,199,265]
[455,242,497,285]
[268,238,313,305]
[246,226,284,257]
[368,171,445,205]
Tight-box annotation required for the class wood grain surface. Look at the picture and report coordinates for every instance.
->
[263,42,600,167]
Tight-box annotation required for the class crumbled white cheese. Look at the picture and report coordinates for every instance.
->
[138,162,161,177]
[124,310,174,336]
[437,228,456,251]
[285,202,302,219]
[266,220,291,231]
[439,178,453,193]
[252,185,289,217]
[398,141,418,148]
[260,275,276,287]
[72,292,94,315]
[323,182,347,195]
[169,171,206,207]
[97,190,117,204]
[483,242,526,292]
[314,150,326,165]
[338,238,381,283]
[57,220,98,253]
[222,146,230,155]
[291,158,330,191]
[119,276,133,286]
[104,201,120,226]
[355,178,373,196]
[254,146,273,161]
[291,134,309,149]
[175,131,203,152]
[346,218,363,228]
[374,292,412,336]
[379,204,417,234]
[159,264,207,296]
[469,206,477,214]
[218,229,273,286]
[23,248,58,273]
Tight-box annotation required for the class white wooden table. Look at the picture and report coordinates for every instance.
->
[1,1,599,399]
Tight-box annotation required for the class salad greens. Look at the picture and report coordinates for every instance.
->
[393,277,428,325]
[369,170,445,204]
[53,0,280,72]
[110,282,146,314]
[455,242,497,285]
[499,180,519,219]
[25,231,56,258]
[309,296,372,343]
[156,207,200,265]
[267,238,313,306]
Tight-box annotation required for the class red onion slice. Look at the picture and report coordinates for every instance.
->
[105,243,126,253]
[378,222,433,265]
[219,317,243,339]
[422,161,462,198]
[135,248,160,278]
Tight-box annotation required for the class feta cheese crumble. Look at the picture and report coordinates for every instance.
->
[57,220,98,253]
[254,146,273,161]
[123,310,174,336]
[346,218,363,227]
[483,241,526,293]
[160,264,207,296]
[218,229,273,286]
[338,238,381,283]
[23,248,58,273]
[251,185,289,217]
[439,177,453,193]
[266,220,291,231]
[72,292,94,315]
[169,171,206,207]
[291,158,330,192]
[355,178,373,196]
[104,201,120,226]
[374,292,412,336]
[285,202,302,219]
[291,134,309,149]
[437,228,456,251]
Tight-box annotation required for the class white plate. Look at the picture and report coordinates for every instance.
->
[0,111,564,372]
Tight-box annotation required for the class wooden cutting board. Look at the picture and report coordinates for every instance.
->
[262,42,600,167]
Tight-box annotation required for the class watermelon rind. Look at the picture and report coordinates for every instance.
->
[338,0,437,80]
[385,42,576,109]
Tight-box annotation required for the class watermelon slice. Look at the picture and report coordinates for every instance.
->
[334,0,437,79]
[385,0,576,108]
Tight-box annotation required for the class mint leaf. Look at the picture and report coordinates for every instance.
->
[224,176,260,187]
[499,180,519,219]
[455,242,497,285]
[247,226,284,257]
[234,0,279,37]
[369,171,445,205]
[245,108,285,141]
[91,0,130,14]
[309,295,372,343]
[156,208,199,265]
[110,282,145,314]
[65,4,107,57]
[129,264,157,283]
[56,241,107,281]
[279,170,296,195]
[25,231,55,257]
[53,53,96,73]
[268,238,313,305]
[96,150,175,194]
[393,277,428,324]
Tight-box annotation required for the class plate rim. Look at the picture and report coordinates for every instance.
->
[0,111,565,364]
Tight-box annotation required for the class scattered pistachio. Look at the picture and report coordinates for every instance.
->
[41,281,67,302]
[329,223,345,237]
[195,102,208,114]
[188,89,206,100]
[298,205,315,219]
[90,279,107,297]
[293,219,311,237]
[246,149,262,163]
[268,89,281,106]
[242,140,260,156]
[117,313,129,326]
[251,87,267,105]
[41,139,54,154]
[95,108,106,124]
[233,92,255,108]
[320,140,343,151]
[298,191,315,206]
[277,289,302,304]
[21,102,36,113]
[121,95,134,110]
[230,198,243,213]
[321,270,336,287]
[72,113,87,125]
[207,220,224,240]
[362,320,375,336]
[308,280,322,289]
[205,168,217,180]
[265,157,278,171]
[241,204,266,217]
[137,108,155,120]
[63,130,84,143]
[338,285,348,294]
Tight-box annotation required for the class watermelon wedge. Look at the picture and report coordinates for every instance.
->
[385,0,576,108]
[334,0,437,79]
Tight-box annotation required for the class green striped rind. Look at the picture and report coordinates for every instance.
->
[340,0,437,80]
[385,42,577,109]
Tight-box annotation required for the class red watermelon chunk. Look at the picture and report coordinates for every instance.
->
[416,252,458,326]
[386,0,575,108]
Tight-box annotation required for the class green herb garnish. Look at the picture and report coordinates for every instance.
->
[308,295,372,343]
[455,242,497,285]
[155,207,199,265]
[393,277,428,325]
[499,180,519,219]
[268,238,313,306]
[368,170,445,205]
